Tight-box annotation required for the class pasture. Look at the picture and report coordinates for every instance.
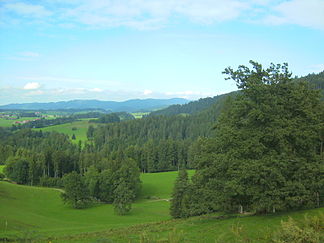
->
[0,117,39,127]
[37,119,97,143]
[0,171,191,240]
[131,112,150,119]
[0,170,322,242]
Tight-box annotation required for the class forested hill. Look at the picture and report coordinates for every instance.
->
[149,92,236,117]
[296,70,324,93]
[0,98,188,112]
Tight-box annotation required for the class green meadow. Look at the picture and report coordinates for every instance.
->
[0,171,192,240]
[0,170,322,242]
[131,112,150,119]
[0,117,40,127]
[37,119,97,143]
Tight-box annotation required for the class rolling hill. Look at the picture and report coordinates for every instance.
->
[0,98,188,113]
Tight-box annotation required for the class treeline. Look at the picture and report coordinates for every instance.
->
[11,117,76,130]
[149,93,234,117]
[0,128,141,213]
[87,95,230,172]
[170,61,324,218]
[89,112,135,124]
[297,70,324,91]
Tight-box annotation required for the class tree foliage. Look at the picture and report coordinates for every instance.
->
[170,169,190,218]
[187,61,324,215]
[61,171,91,209]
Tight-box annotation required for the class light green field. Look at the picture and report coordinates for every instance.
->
[131,112,150,119]
[37,119,97,143]
[0,117,39,127]
[0,171,191,241]
[0,170,322,242]
[0,165,4,174]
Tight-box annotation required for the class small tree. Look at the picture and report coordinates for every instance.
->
[61,171,90,209]
[4,157,29,184]
[71,134,76,140]
[87,125,95,140]
[170,169,189,218]
[113,181,134,215]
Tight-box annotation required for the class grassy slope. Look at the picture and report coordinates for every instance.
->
[37,119,96,143]
[0,117,39,127]
[0,170,323,242]
[0,171,193,240]
[131,112,150,119]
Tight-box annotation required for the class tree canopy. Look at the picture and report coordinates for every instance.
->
[181,61,324,216]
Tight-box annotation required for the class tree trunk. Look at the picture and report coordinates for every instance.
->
[239,205,243,214]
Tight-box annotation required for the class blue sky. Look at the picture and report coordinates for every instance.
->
[1,0,324,105]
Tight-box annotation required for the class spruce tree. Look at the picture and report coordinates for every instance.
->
[170,169,189,218]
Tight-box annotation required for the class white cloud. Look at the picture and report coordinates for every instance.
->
[90,88,103,92]
[0,0,260,29]
[20,51,41,57]
[2,0,324,30]
[264,0,324,30]
[4,2,52,18]
[5,51,41,61]
[23,82,41,90]
[19,76,120,87]
[308,64,324,73]
[25,90,44,96]
[143,89,153,95]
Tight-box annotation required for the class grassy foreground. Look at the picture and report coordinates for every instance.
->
[0,170,323,242]
[0,165,4,174]
[0,171,193,241]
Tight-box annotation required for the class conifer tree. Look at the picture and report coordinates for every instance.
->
[170,169,189,218]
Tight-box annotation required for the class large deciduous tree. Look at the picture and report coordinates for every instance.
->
[61,171,91,209]
[190,61,323,214]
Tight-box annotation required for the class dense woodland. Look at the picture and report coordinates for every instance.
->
[0,62,323,215]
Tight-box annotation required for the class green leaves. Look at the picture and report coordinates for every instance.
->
[189,61,323,215]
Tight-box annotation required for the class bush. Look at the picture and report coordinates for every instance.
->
[0,173,5,180]
[39,176,63,188]
[271,214,324,243]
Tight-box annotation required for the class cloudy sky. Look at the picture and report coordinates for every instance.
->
[1,0,324,105]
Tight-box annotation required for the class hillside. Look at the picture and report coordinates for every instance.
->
[148,71,324,117]
[0,98,188,112]
[0,171,193,240]
[148,92,236,117]
[0,174,322,242]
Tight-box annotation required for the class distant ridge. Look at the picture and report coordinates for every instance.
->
[0,98,189,112]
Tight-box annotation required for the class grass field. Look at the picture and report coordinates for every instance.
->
[37,119,97,143]
[0,117,40,127]
[0,170,323,242]
[131,112,150,119]
[0,165,4,174]
[0,171,192,241]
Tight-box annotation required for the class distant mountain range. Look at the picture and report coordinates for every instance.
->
[0,98,189,112]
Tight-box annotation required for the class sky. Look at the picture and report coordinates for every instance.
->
[0,0,324,105]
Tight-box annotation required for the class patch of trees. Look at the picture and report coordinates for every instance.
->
[71,111,105,119]
[89,112,135,124]
[170,61,324,218]
[61,158,141,212]
[90,113,121,123]
[11,117,76,130]
[149,93,234,117]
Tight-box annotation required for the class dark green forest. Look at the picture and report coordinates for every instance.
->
[0,62,323,215]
